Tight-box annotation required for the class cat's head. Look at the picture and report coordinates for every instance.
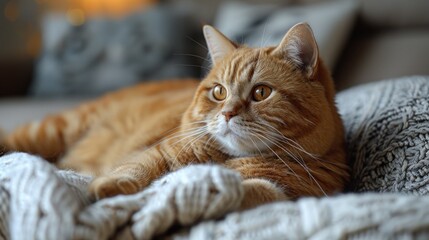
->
[184,23,341,158]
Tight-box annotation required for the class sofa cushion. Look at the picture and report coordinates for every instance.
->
[334,29,429,90]
[361,0,429,28]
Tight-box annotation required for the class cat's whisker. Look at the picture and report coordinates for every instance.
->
[139,126,209,161]
[263,129,336,183]
[158,127,207,170]
[169,128,208,147]
[174,64,211,72]
[264,116,286,127]
[204,134,216,150]
[259,121,321,160]
[252,127,306,164]
[260,23,267,48]
[144,122,208,150]
[251,132,302,181]
[172,133,203,162]
[162,120,208,136]
[183,131,209,155]
[302,117,316,126]
[186,36,208,51]
[244,122,309,165]
[265,135,322,177]
[253,131,304,165]
[248,125,306,167]
[258,21,274,48]
[150,119,207,134]
[258,125,328,173]
[281,136,320,160]
[173,53,211,62]
[239,124,265,157]
[252,131,327,196]
[249,134,264,158]
[173,131,209,163]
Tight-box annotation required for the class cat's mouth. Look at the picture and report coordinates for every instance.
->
[223,130,241,141]
[217,124,258,154]
[222,126,234,135]
[217,132,265,157]
[221,123,242,138]
[210,118,270,157]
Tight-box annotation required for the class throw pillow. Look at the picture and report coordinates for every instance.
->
[31,5,204,97]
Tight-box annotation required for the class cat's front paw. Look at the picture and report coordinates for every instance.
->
[239,178,288,210]
[88,175,140,200]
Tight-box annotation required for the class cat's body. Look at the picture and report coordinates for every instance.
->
[2,23,349,209]
[5,79,199,174]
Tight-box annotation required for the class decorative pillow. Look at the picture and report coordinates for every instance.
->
[214,0,358,70]
[337,76,429,194]
[31,6,205,97]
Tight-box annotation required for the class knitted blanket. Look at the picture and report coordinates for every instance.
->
[1,76,429,239]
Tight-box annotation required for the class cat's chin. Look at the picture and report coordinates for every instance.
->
[210,118,271,157]
[216,132,265,158]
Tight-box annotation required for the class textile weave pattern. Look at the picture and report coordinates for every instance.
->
[337,76,429,194]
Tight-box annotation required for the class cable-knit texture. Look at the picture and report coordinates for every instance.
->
[337,76,429,194]
[1,76,429,239]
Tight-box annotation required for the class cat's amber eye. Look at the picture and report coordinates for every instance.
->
[212,84,227,101]
[252,85,272,101]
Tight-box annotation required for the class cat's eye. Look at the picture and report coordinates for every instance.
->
[252,85,272,101]
[212,84,227,101]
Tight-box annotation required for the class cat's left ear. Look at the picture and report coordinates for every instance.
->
[272,22,319,78]
[203,25,237,65]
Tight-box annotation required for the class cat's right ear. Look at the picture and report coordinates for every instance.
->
[203,25,237,65]
[272,22,319,79]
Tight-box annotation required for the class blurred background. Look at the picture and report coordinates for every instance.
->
[0,0,429,129]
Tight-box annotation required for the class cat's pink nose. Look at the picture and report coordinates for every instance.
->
[222,110,238,122]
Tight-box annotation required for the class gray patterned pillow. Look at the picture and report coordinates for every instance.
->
[31,6,204,97]
[337,76,429,194]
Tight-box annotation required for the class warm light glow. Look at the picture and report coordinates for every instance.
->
[40,0,158,17]
[4,1,19,22]
[26,32,41,56]
[67,8,86,26]
[30,0,159,17]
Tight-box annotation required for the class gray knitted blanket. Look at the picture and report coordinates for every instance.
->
[1,76,429,239]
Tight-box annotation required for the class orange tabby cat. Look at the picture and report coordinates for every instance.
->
[2,23,349,209]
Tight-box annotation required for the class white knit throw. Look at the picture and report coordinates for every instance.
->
[2,76,429,239]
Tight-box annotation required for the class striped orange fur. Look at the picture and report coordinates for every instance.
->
[3,23,349,209]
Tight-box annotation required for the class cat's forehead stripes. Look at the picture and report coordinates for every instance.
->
[221,49,261,85]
